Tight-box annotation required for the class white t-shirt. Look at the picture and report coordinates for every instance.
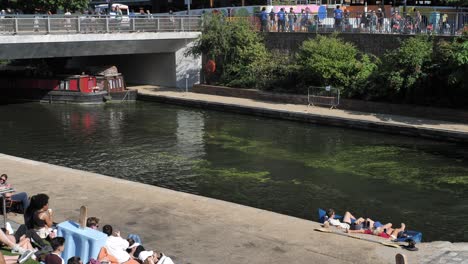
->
[328,218,350,229]
[106,236,131,263]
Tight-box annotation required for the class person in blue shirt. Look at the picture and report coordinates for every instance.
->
[334,5,343,30]
[260,7,268,32]
[277,8,286,32]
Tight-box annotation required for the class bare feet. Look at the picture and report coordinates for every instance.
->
[401,223,406,230]
[322,221,330,228]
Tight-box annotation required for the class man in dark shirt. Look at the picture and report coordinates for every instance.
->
[260,7,268,32]
[45,237,65,264]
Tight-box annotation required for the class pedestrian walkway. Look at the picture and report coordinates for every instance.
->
[129,85,468,143]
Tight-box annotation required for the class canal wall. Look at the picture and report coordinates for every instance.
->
[191,84,468,123]
[263,32,456,57]
[132,86,468,143]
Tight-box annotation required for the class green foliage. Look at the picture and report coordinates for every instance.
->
[188,14,269,88]
[295,35,378,97]
[375,36,433,101]
[14,0,89,13]
[255,53,303,93]
[190,19,467,108]
[449,36,468,89]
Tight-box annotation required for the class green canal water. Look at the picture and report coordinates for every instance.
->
[0,102,467,242]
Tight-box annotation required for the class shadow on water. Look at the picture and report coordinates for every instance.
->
[0,101,467,242]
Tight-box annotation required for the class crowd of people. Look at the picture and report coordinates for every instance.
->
[0,174,174,264]
[259,5,459,34]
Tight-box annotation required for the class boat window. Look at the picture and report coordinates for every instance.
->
[59,80,69,90]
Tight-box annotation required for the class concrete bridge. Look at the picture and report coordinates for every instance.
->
[0,16,202,88]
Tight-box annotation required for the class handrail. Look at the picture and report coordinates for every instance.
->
[252,11,468,36]
[0,16,202,35]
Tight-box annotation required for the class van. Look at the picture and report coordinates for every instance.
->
[95,3,130,27]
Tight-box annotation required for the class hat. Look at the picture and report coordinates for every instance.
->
[378,8,382,11]
[138,251,154,262]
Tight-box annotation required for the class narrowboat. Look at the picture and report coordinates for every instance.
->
[0,65,136,103]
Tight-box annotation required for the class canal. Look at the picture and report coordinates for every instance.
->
[0,102,467,242]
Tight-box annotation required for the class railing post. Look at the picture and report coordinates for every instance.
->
[157,17,160,31]
[47,17,51,34]
[106,16,109,33]
[131,18,136,32]
[77,17,80,33]
[181,17,184,31]
[14,17,18,34]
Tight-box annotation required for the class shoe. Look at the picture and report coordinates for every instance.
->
[18,250,34,264]
[12,244,26,255]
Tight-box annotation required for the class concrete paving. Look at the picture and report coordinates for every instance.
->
[2,153,467,264]
[128,85,468,143]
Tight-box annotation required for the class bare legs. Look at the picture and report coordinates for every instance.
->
[387,223,406,239]
[343,211,357,224]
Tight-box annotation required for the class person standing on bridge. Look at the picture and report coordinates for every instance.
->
[260,7,268,32]
[277,8,286,32]
[334,5,343,31]
[288,7,296,32]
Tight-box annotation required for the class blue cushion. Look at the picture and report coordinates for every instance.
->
[394,230,423,243]
[318,208,343,223]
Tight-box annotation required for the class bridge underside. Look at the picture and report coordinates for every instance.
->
[0,32,201,89]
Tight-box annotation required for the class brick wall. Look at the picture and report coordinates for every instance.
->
[263,32,455,57]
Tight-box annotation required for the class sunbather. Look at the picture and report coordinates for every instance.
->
[99,225,139,264]
[67,256,82,264]
[86,217,100,230]
[24,193,56,239]
[324,209,364,230]
[348,222,406,240]
[0,251,35,264]
[0,228,30,254]
[126,238,165,264]
[45,237,65,264]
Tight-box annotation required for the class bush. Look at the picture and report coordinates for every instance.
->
[295,35,378,98]
[375,36,433,102]
[188,14,268,88]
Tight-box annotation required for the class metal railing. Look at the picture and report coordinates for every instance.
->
[254,11,468,35]
[0,16,202,34]
[308,86,340,109]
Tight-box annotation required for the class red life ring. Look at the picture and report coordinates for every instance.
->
[205,60,216,74]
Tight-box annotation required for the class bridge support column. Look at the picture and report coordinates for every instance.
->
[175,43,201,90]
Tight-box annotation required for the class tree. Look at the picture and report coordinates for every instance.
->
[375,36,433,101]
[15,0,90,13]
[188,14,269,88]
[295,34,378,98]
